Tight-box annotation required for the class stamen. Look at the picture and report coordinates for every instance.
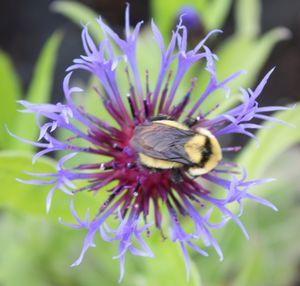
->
[158,71,172,113]
[93,86,109,103]
[222,146,242,152]
[171,93,191,119]
[73,174,115,194]
[112,143,123,151]
[170,78,197,120]
[96,186,124,216]
[169,191,187,216]
[143,99,149,118]
[218,161,239,168]
[125,67,140,121]
[204,103,220,118]
[120,192,133,218]
[125,67,133,89]
[103,100,126,127]
[130,182,141,213]
[92,88,125,124]
[145,70,153,116]
[75,162,114,170]
[143,215,151,237]
[166,199,179,224]
[126,162,136,169]
[213,169,241,175]
[145,69,151,99]
[66,135,80,142]
[126,94,136,119]
[132,181,141,195]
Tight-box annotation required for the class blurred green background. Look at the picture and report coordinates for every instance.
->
[0,0,300,285]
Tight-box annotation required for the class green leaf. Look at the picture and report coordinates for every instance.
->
[11,31,63,151]
[219,28,290,89]
[0,51,22,149]
[51,1,103,43]
[0,151,98,221]
[151,0,232,39]
[0,215,51,286]
[237,104,300,179]
[235,0,260,38]
[26,32,63,110]
[140,235,202,286]
[204,0,232,30]
[232,241,264,286]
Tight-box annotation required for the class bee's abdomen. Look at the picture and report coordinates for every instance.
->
[199,137,213,167]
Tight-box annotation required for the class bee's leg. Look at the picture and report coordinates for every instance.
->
[184,105,221,127]
[183,116,202,128]
[150,114,174,121]
[171,169,184,183]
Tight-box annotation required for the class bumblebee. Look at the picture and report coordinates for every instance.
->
[130,119,222,176]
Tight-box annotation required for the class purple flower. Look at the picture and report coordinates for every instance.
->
[177,6,205,42]
[178,6,202,29]
[13,6,288,281]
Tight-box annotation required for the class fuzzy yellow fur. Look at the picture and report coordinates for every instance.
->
[139,153,183,169]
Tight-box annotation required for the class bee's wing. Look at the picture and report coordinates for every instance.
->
[131,123,194,165]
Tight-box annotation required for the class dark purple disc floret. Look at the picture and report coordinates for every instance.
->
[13,6,288,281]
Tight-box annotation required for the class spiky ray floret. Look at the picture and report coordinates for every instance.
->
[13,6,288,282]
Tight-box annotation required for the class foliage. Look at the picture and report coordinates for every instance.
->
[51,1,103,43]
[0,51,22,149]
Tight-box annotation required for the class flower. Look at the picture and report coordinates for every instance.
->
[176,6,205,42]
[13,6,288,282]
[178,6,202,29]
